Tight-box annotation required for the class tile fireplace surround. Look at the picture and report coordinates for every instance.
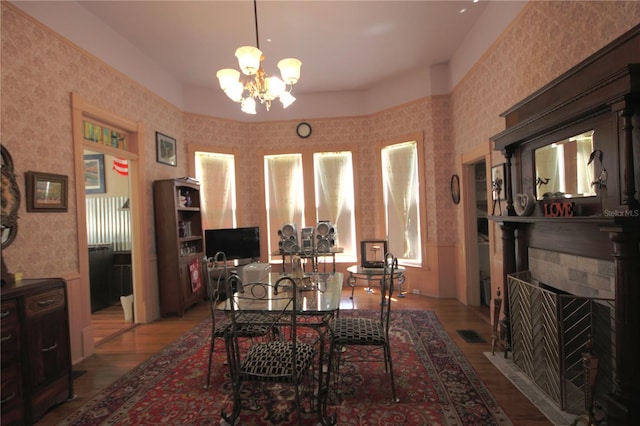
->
[528,248,614,300]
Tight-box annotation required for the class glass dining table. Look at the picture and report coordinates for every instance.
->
[218,271,343,425]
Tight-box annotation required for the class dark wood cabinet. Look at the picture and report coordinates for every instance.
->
[153,178,206,317]
[88,244,114,312]
[0,278,73,425]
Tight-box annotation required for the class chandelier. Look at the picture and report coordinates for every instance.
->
[216,0,301,114]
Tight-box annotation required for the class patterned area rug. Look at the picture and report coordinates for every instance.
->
[61,310,511,425]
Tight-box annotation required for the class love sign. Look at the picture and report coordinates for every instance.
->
[543,201,574,217]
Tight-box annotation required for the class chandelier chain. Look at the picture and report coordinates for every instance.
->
[253,0,260,50]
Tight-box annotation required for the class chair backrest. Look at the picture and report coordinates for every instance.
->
[223,274,301,380]
[379,252,398,333]
[205,251,229,315]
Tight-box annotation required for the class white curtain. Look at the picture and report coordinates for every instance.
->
[381,142,421,262]
[264,154,305,256]
[195,152,236,229]
[314,152,356,261]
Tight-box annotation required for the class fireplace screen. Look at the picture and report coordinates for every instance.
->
[507,271,615,414]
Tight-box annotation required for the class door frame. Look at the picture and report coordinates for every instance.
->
[71,93,149,356]
[460,143,492,307]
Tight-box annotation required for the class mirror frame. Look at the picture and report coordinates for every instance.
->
[1,145,20,249]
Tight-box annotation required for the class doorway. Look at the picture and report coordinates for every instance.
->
[461,144,492,320]
[84,149,135,344]
[474,161,491,312]
[72,93,149,357]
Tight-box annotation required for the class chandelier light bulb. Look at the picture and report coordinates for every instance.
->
[224,81,244,102]
[235,46,262,75]
[277,58,302,85]
[279,91,296,108]
[241,97,257,114]
[266,76,286,98]
[216,68,240,90]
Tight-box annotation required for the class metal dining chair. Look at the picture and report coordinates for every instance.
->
[221,275,317,425]
[328,252,399,402]
[203,252,233,390]
[203,252,271,390]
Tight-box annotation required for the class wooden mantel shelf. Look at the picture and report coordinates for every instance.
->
[487,215,616,225]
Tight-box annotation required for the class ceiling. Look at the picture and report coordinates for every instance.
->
[77,0,492,95]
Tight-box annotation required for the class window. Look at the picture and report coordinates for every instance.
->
[314,152,356,262]
[264,154,305,257]
[195,152,236,230]
[381,141,422,265]
[264,150,357,263]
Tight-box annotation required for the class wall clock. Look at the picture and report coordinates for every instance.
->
[296,122,312,139]
[450,174,460,205]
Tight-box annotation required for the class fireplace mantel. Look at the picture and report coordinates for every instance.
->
[489,25,640,425]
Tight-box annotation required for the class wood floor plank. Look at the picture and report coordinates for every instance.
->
[35,289,551,425]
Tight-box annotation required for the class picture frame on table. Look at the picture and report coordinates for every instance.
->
[25,171,68,212]
[84,153,106,194]
[156,132,177,166]
[360,240,388,268]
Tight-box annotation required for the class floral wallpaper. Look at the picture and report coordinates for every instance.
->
[2,1,639,296]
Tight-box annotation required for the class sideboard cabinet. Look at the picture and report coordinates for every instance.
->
[153,178,206,317]
[1,278,73,425]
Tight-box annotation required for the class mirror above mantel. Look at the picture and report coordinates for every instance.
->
[534,130,596,200]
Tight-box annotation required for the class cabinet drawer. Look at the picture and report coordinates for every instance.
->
[1,366,24,420]
[25,289,65,318]
[1,299,18,326]
[1,325,20,365]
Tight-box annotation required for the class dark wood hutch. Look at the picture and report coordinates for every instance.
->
[490,25,640,424]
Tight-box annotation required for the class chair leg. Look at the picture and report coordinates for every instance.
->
[221,381,242,425]
[384,343,399,403]
[204,336,215,390]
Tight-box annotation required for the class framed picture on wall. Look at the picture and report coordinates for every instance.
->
[25,171,68,212]
[84,153,106,194]
[156,132,177,166]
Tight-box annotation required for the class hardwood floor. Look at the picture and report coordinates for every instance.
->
[36,288,552,425]
[91,303,136,345]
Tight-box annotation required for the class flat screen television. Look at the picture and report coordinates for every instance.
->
[205,226,260,261]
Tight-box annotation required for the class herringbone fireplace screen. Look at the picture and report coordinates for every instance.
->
[507,271,615,414]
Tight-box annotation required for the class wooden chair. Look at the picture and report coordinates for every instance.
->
[221,275,317,425]
[328,252,399,402]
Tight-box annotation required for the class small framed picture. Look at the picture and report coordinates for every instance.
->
[361,240,388,268]
[156,132,177,166]
[25,171,68,212]
[84,153,106,194]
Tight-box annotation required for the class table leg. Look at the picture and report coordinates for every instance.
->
[396,273,406,298]
[348,274,356,299]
